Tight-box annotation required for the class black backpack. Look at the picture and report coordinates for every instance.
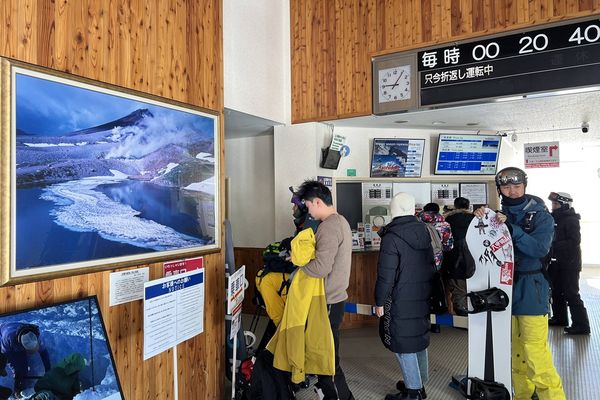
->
[249,350,295,400]
[254,240,297,307]
[445,238,476,279]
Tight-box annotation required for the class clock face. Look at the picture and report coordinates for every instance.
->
[378,65,411,103]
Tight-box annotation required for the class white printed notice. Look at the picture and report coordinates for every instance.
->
[143,269,204,360]
[109,268,149,306]
[459,183,488,206]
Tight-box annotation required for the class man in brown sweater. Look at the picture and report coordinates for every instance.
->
[294,180,354,400]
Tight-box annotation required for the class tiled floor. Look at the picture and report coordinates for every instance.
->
[231,267,600,399]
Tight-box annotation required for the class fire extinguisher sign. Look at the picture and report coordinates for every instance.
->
[524,141,560,168]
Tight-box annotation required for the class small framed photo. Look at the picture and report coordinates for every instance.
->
[370,138,425,178]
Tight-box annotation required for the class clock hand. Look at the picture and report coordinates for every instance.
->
[393,71,404,87]
[381,71,405,89]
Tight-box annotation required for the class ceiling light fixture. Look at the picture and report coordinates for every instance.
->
[432,121,446,125]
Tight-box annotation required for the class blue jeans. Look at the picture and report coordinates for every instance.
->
[394,349,429,390]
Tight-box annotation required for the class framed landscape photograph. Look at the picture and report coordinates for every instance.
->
[370,138,425,178]
[0,58,219,285]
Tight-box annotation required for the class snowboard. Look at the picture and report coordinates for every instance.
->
[465,208,514,395]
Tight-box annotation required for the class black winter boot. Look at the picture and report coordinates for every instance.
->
[385,389,423,400]
[566,305,591,334]
[403,389,423,399]
[564,325,591,335]
[548,317,567,326]
[395,381,427,399]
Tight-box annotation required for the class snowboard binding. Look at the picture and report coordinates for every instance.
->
[467,377,511,400]
[466,287,509,314]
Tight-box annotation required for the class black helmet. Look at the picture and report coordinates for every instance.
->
[495,167,527,187]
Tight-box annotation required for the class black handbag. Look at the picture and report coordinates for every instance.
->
[430,271,448,314]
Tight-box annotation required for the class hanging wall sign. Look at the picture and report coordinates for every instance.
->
[524,141,560,168]
[417,18,600,106]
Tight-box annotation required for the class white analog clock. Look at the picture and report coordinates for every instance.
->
[372,54,418,115]
[378,65,411,103]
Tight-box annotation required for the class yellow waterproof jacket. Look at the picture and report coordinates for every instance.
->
[255,270,289,326]
[291,228,316,266]
[266,268,335,383]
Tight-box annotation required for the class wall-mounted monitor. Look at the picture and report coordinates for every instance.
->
[435,134,501,175]
[370,138,425,178]
[0,296,124,400]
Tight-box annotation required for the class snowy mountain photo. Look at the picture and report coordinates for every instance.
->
[14,71,218,271]
[0,297,123,400]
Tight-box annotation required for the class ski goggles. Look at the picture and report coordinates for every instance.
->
[495,173,526,186]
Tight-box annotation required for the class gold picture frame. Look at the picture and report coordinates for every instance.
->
[0,58,220,285]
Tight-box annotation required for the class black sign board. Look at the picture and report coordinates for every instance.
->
[417,18,600,106]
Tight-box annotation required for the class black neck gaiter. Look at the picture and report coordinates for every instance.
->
[501,195,527,206]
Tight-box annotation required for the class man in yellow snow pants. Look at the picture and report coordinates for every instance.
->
[512,316,565,400]
[478,167,565,400]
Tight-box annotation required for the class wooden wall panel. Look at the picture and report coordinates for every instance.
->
[335,0,378,118]
[291,0,338,122]
[0,1,224,399]
[291,0,600,123]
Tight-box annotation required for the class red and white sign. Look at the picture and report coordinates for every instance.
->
[524,141,559,168]
[230,302,243,340]
[163,256,204,277]
[227,265,246,314]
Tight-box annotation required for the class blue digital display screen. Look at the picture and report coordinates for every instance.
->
[435,134,501,175]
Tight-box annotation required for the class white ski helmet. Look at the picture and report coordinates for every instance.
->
[548,192,573,207]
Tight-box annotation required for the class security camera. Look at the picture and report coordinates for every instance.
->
[582,122,589,133]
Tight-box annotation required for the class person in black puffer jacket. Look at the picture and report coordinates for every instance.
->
[547,192,590,335]
[375,193,434,400]
[442,197,475,316]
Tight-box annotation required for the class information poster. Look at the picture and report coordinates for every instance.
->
[227,266,246,314]
[143,269,204,360]
[109,267,150,306]
[524,141,560,168]
[370,139,425,178]
[227,266,246,340]
[330,133,346,151]
[317,176,333,189]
